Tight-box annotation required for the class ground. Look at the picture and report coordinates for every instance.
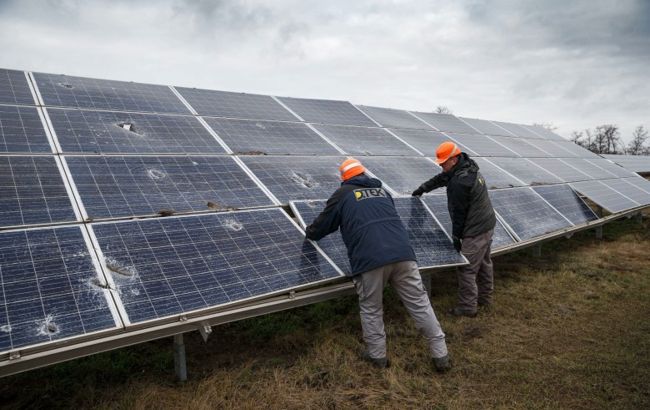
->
[1,211,649,409]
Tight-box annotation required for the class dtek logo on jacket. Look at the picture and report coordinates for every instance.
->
[354,188,388,201]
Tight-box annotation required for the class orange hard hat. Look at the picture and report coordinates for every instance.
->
[339,157,366,181]
[434,141,462,165]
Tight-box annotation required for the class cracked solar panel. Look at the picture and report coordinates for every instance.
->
[175,87,298,121]
[362,157,441,196]
[277,97,377,127]
[0,105,51,153]
[569,180,639,213]
[66,155,273,219]
[490,157,563,185]
[48,109,225,154]
[0,226,120,354]
[411,112,477,134]
[33,72,190,114]
[91,209,343,324]
[239,155,345,203]
[0,69,34,106]
[527,158,590,183]
[0,156,77,228]
[420,194,516,250]
[473,158,525,188]
[532,184,598,225]
[388,128,472,156]
[205,117,339,155]
[356,105,431,130]
[489,188,572,240]
[312,124,417,156]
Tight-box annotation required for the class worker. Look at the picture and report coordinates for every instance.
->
[412,141,496,318]
[306,158,451,372]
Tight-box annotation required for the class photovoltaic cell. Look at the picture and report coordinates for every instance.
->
[66,155,273,219]
[92,209,342,324]
[458,117,511,136]
[420,194,516,250]
[532,184,598,225]
[0,156,77,228]
[362,157,441,196]
[312,124,418,156]
[600,179,650,206]
[569,180,639,213]
[411,112,477,134]
[488,136,551,157]
[490,121,543,139]
[490,157,563,185]
[489,188,572,240]
[240,155,345,203]
[204,117,339,155]
[452,134,517,157]
[48,109,225,154]
[585,158,637,179]
[33,72,190,114]
[388,128,473,156]
[277,97,377,127]
[175,87,297,121]
[356,105,431,130]
[0,106,51,153]
[473,158,525,188]
[0,69,34,106]
[0,226,120,353]
[528,158,590,183]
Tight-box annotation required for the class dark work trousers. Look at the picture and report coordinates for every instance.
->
[352,260,448,360]
[457,228,494,312]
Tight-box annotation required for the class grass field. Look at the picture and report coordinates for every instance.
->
[2,211,649,409]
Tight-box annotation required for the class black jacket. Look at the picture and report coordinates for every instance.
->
[417,153,496,239]
[306,174,416,276]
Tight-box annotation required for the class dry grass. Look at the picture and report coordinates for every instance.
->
[2,211,650,409]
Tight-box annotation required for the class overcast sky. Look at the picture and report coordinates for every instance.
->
[1,0,648,141]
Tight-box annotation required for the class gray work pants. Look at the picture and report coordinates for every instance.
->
[352,260,448,359]
[458,229,494,312]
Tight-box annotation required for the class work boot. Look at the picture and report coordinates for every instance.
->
[448,307,477,318]
[432,354,452,373]
[360,350,389,369]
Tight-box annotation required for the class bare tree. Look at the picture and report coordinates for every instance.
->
[435,106,452,114]
[569,125,622,154]
[626,125,648,155]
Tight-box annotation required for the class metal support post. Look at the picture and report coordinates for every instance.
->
[635,212,643,224]
[595,225,603,239]
[532,244,541,257]
[421,272,432,297]
[173,333,187,382]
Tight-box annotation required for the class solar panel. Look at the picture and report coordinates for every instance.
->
[457,117,512,136]
[47,109,225,154]
[489,188,572,240]
[277,97,377,127]
[361,156,441,196]
[91,209,343,324]
[0,156,77,228]
[490,121,543,139]
[66,155,274,219]
[527,158,590,183]
[523,139,577,158]
[356,105,431,130]
[551,141,599,158]
[489,157,563,185]
[388,128,472,156]
[600,179,650,206]
[204,117,339,155]
[0,69,35,106]
[473,158,525,188]
[174,87,298,121]
[566,159,619,180]
[411,112,477,134]
[585,158,638,179]
[312,124,418,156]
[33,72,190,114]
[239,155,344,203]
[488,136,551,157]
[0,105,51,153]
[623,176,650,194]
[452,133,517,157]
[0,226,120,353]
[569,180,639,213]
[602,155,650,173]
[532,184,598,225]
[419,194,516,250]
[526,125,566,141]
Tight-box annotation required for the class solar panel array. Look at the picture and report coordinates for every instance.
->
[1,66,648,369]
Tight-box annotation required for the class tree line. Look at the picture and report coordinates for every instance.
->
[569,125,649,155]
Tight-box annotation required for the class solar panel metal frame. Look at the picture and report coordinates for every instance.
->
[87,208,345,327]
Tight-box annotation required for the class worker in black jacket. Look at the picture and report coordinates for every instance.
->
[412,142,496,317]
[306,158,450,372]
